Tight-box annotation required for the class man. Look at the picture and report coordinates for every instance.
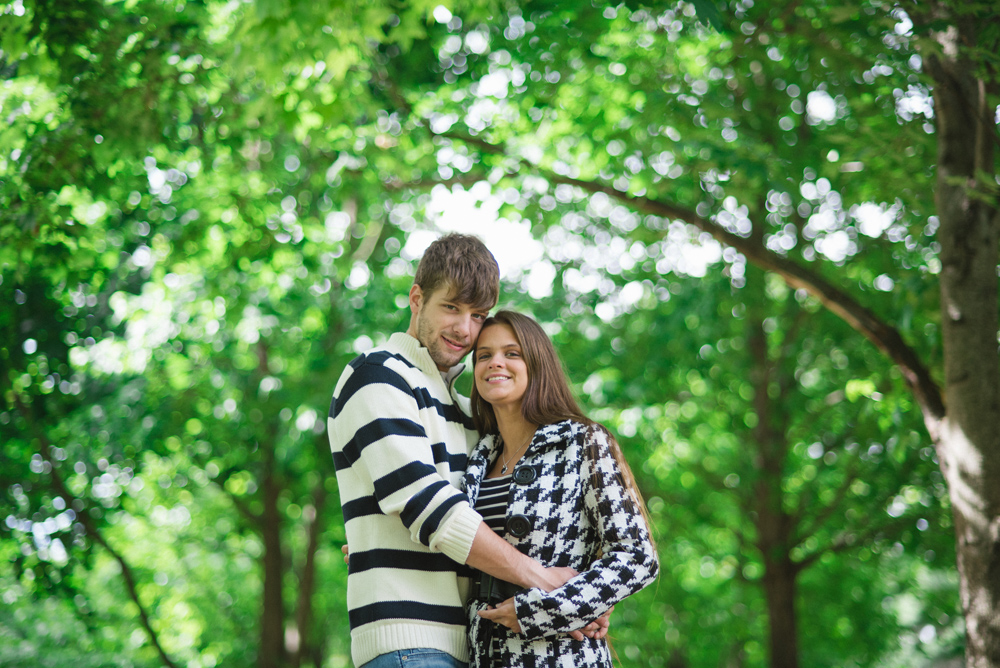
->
[328,234,586,668]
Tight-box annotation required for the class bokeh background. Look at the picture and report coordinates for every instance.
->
[3,1,998,667]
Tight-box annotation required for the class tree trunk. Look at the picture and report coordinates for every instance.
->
[746,261,801,668]
[924,11,1000,667]
[260,445,286,668]
[256,340,286,668]
[760,555,799,668]
[291,480,327,668]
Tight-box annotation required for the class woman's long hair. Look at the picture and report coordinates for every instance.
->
[470,310,654,539]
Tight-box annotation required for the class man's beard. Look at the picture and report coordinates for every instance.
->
[416,313,468,370]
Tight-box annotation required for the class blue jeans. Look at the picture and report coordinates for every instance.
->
[360,648,467,668]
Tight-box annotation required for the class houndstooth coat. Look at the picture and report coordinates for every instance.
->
[462,419,659,668]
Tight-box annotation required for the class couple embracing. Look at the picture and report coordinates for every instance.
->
[328,234,658,668]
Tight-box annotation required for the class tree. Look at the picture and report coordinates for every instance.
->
[508,228,956,667]
[1,0,402,665]
[336,0,994,663]
[3,0,996,666]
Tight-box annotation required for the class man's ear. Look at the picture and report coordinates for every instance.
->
[408,284,424,314]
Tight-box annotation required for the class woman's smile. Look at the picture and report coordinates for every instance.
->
[474,324,529,408]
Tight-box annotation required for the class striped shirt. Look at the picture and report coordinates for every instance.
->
[475,475,512,535]
[474,474,512,667]
[328,332,483,667]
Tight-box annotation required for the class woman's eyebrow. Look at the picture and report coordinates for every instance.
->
[476,344,520,353]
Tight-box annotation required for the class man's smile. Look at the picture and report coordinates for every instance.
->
[442,335,467,351]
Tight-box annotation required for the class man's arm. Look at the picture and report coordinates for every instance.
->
[330,359,483,563]
[466,523,578,592]
[339,526,578,593]
[466,523,610,640]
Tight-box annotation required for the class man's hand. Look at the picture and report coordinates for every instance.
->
[341,544,349,565]
[477,597,521,633]
[535,565,579,592]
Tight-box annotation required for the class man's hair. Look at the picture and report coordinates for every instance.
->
[413,233,499,309]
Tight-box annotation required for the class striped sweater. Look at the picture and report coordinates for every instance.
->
[328,332,483,667]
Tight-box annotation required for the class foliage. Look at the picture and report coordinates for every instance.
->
[3,0,993,666]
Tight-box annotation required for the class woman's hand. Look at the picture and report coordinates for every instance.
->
[580,606,613,640]
[479,599,614,641]
[477,597,522,634]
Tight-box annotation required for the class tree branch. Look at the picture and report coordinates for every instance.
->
[430,128,944,433]
[791,445,863,545]
[793,443,925,573]
[210,464,263,524]
[794,513,915,573]
[559,173,944,424]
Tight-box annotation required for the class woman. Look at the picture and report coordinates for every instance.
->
[463,310,658,668]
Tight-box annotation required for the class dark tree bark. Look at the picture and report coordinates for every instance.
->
[745,258,800,668]
[259,443,286,668]
[291,477,327,668]
[255,340,286,668]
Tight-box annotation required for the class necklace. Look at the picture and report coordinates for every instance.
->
[499,431,534,475]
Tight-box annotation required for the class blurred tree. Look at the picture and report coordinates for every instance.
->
[1,0,416,666]
[2,0,996,667]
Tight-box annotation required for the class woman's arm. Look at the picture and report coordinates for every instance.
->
[478,597,612,638]
[511,425,659,639]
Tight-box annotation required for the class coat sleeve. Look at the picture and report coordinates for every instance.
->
[329,359,482,564]
[512,425,658,638]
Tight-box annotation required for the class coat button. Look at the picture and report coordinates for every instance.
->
[512,466,537,485]
[506,514,532,537]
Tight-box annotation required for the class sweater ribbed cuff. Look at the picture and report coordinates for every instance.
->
[430,504,483,564]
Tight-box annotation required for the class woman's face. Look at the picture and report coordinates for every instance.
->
[474,323,530,411]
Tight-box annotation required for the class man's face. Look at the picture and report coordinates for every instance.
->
[409,284,490,371]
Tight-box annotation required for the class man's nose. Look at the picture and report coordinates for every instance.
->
[454,313,473,338]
